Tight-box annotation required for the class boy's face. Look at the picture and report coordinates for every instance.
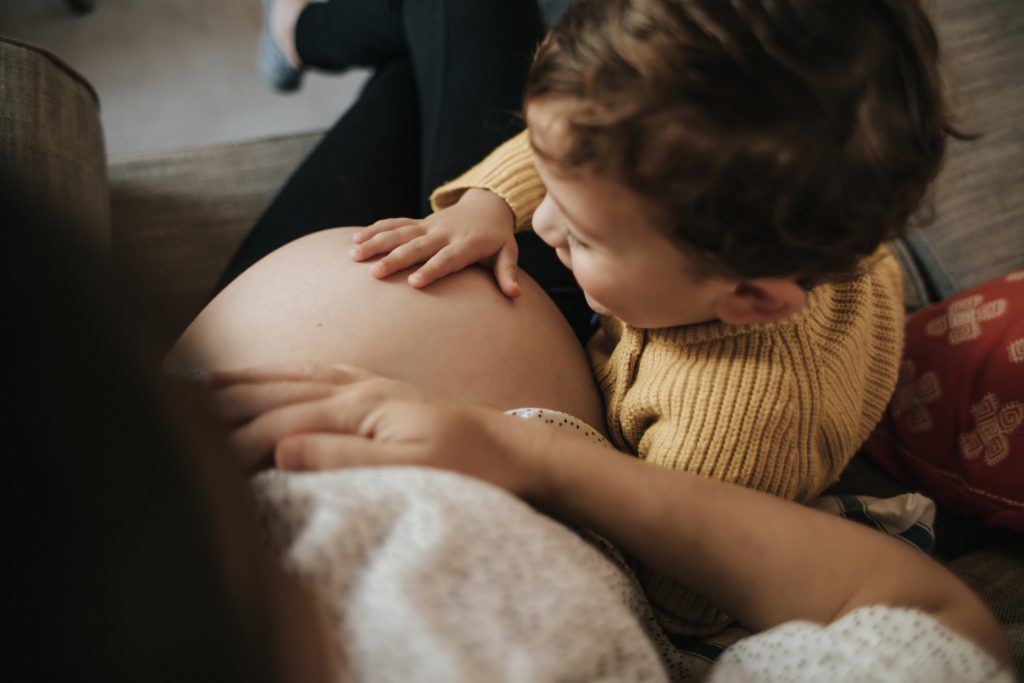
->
[528,102,733,329]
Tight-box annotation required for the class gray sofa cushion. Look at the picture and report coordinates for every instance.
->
[0,36,109,253]
[109,132,320,336]
[900,0,1024,306]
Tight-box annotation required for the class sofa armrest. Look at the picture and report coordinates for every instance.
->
[1,36,109,253]
[108,131,320,337]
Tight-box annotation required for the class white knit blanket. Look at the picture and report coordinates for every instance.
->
[252,467,701,682]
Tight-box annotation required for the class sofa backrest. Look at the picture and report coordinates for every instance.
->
[0,36,110,254]
[897,0,1024,306]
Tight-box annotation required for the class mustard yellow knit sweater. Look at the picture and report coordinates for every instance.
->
[433,130,905,635]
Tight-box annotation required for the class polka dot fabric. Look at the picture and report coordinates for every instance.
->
[708,605,1014,683]
[504,407,612,447]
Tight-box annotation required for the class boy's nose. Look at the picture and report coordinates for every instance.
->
[533,194,566,249]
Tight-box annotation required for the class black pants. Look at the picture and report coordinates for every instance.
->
[216,0,594,342]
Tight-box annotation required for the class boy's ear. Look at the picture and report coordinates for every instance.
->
[713,278,808,325]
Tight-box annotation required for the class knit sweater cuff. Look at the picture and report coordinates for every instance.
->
[429,130,545,232]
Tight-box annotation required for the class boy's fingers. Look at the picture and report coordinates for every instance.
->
[275,433,413,471]
[353,217,416,243]
[493,242,521,299]
[370,235,441,279]
[351,224,425,261]
[409,245,469,287]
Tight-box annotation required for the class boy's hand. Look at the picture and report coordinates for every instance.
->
[350,189,522,299]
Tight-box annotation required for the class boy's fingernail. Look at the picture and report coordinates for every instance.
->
[409,273,423,285]
[349,248,359,258]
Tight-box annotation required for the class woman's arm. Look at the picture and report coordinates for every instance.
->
[530,425,1011,667]
[211,365,1011,668]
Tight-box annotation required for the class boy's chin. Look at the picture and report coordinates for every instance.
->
[583,292,612,318]
[583,292,650,326]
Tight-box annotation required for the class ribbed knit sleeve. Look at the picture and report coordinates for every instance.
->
[429,130,545,232]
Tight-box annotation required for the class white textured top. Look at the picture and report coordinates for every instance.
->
[709,605,1013,683]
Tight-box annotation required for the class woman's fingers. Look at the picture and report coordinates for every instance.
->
[201,363,437,470]
[229,390,374,466]
[211,380,337,424]
[208,363,383,429]
[204,362,374,389]
[275,433,413,471]
[351,223,426,261]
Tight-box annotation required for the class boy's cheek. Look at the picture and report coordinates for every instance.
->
[574,271,614,317]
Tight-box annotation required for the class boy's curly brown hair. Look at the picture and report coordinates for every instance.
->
[524,0,964,285]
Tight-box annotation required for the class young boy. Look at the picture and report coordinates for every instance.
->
[349,0,953,636]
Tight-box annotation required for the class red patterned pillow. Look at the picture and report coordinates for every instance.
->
[863,270,1024,533]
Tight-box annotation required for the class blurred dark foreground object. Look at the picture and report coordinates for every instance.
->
[3,185,330,682]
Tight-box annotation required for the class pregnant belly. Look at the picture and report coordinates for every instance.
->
[164,228,606,431]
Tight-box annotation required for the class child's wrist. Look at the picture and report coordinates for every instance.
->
[460,188,516,233]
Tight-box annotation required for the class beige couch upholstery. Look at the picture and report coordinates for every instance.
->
[108,132,320,338]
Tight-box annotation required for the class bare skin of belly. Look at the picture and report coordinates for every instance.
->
[164,228,607,434]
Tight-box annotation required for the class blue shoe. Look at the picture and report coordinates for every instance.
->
[259,0,303,92]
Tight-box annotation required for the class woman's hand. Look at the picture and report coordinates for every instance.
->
[350,189,522,299]
[206,363,551,494]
